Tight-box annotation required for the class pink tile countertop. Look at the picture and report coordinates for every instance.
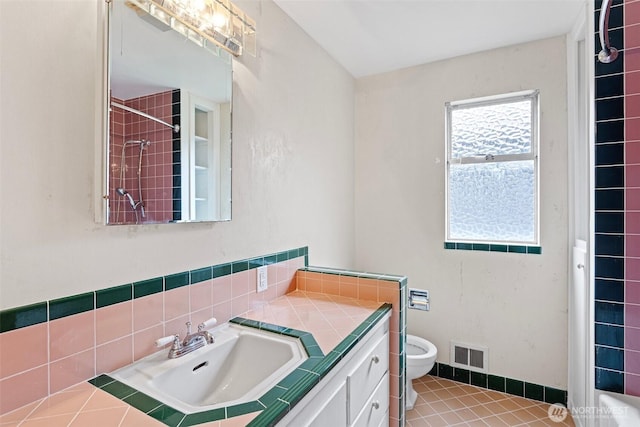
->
[0,291,383,427]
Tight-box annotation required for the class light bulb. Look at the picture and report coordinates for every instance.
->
[211,12,227,29]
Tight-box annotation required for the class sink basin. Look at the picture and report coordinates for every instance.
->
[110,323,308,413]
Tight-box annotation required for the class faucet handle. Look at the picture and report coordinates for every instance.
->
[198,317,217,331]
[155,334,179,348]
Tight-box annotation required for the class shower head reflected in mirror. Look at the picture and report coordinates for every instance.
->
[116,188,136,209]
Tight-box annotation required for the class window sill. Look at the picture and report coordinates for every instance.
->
[444,242,541,254]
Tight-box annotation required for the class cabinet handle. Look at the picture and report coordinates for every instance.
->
[372,401,380,410]
[371,355,380,364]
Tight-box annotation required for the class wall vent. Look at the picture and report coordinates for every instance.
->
[450,341,488,373]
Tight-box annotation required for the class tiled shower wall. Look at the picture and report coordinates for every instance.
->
[109,90,179,224]
[594,0,640,396]
[0,248,307,414]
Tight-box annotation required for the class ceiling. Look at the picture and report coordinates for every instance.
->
[272,0,586,77]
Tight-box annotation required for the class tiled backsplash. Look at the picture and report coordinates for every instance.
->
[0,247,308,414]
[296,267,407,426]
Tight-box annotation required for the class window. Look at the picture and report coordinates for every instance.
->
[445,90,539,245]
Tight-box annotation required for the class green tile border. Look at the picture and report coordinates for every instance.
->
[164,272,189,290]
[49,292,94,320]
[432,362,567,405]
[443,242,542,255]
[96,284,132,308]
[7,246,406,425]
[134,277,163,299]
[190,267,212,284]
[0,246,309,332]
[299,266,406,283]
[0,301,47,333]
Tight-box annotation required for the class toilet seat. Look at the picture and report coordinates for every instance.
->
[406,335,437,360]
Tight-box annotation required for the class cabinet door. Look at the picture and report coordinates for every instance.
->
[347,334,389,422]
[351,375,389,427]
[309,381,347,427]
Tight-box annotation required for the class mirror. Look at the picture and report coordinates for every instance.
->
[107,0,232,224]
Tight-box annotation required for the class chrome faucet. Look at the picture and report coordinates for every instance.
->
[157,319,216,359]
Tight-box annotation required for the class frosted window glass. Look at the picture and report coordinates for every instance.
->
[451,100,531,158]
[449,161,535,242]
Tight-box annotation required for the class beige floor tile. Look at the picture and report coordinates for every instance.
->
[410,375,575,427]
[439,410,465,425]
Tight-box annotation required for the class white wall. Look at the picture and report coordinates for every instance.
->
[354,36,569,389]
[0,0,355,309]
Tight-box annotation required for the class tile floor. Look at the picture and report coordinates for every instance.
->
[406,375,575,426]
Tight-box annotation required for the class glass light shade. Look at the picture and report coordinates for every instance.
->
[129,0,256,57]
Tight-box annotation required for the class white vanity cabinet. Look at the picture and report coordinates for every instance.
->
[278,314,390,427]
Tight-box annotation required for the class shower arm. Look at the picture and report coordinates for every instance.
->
[598,0,618,64]
[111,101,180,133]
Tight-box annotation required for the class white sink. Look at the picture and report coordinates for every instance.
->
[110,323,307,414]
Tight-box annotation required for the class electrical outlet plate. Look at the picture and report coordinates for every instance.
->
[256,266,268,293]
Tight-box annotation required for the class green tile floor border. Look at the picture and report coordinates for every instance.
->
[429,362,567,406]
[0,246,309,333]
[87,304,391,427]
[444,242,542,255]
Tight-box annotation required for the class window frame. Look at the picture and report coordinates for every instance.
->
[444,89,540,246]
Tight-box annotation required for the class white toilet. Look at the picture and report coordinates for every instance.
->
[406,334,437,410]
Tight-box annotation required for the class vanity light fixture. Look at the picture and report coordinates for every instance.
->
[126,0,256,57]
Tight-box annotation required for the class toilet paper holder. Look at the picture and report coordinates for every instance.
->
[409,289,430,311]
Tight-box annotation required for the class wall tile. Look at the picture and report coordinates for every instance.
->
[50,311,95,362]
[190,281,213,313]
[598,120,625,143]
[0,365,48,414]
[595,368,624,393]
[597,143,625,166]
[627,304,640,328]
[96,301,132,345]
[596,279,625,302]
[628,188,640,210]
[627,164,640,188]
[627,141,640,165]
[627,118,640,142]
[627,258,640,281]
[96,336,133,374]
[627,281,640,304]
[596,212,625,233]
[626,373,640,395]
[134,324,164,361]
[0,323,48,379]
[626,20,640,50]
[626,349,640,375]
[628,235,640,258]
[596,346,624,370]
[164,286,189,322]
[212,276,233,304]
[164,314,189,338]
[231,270,251,298]
[133,293,163,332]
[596,323,625,347]
[50,349,95,394]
